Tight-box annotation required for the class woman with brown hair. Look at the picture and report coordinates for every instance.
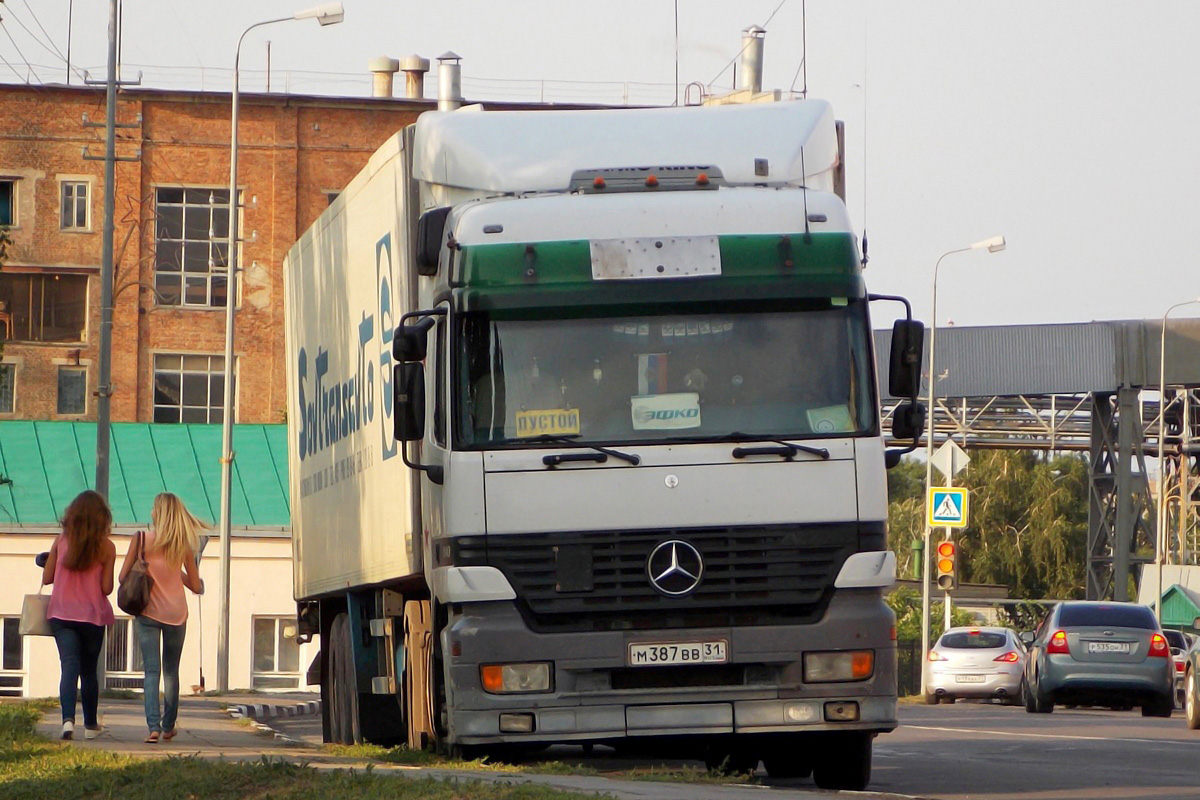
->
[119,492,205,743]
[42,490,117,740]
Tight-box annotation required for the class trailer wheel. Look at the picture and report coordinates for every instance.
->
[811,732,871,791]
[327,613,361,744]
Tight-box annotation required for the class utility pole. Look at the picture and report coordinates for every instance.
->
[82,0,139,498]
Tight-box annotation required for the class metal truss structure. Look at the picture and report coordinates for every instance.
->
[883,386,1197,602]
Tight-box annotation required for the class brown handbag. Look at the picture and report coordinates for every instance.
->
[117,531,154,616]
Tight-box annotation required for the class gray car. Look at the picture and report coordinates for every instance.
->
[925,626,1026,705]
[1023,601,1173,716]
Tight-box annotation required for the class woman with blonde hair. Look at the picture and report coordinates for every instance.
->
[119,492,205,743]
[43,490,117,740]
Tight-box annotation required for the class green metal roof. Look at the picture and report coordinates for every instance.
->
[0,422,290,528]
[1160,584,1200,630]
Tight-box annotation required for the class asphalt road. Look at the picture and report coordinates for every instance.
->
[269,701,1200,799]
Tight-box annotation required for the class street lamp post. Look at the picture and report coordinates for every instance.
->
[919,235,1005,698]
[1154,297,1200,624]
[217,2,344,693]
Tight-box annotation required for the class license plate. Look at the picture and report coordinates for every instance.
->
[628,640,728,667]
[1087,641,1130,654]
[956,674,986,683]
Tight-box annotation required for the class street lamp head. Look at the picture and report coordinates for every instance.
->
[295,2,345,26]
[971,235,1006,254]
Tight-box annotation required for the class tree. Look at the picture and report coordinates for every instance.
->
[887,451,1089,604]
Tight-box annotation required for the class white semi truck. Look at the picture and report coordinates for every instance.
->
[283,98,925,791]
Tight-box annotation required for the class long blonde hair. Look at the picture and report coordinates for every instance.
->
[149,493,206,569]
[62,490,112,571]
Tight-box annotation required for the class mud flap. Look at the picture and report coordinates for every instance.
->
[404,599,434,748]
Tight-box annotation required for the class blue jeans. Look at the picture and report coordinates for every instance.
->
[49,619,106,727]
[134,616,186,734]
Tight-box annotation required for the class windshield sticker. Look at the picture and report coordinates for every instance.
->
[632,392,702,430]
[516,409,581,437]
[638,353,669,395]
[806,404,855,434]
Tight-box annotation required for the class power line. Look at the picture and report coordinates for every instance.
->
[0,17,40,83]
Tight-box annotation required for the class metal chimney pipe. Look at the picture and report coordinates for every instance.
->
[368,56,400,98]
[399,54,430,100]
[437,51,462,111]
[739,26,766,94]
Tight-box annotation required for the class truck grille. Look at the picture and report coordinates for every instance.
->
[454,523,876,633]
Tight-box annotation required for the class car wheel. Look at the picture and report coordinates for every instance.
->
[924,691,939,705]
[1141,693,1173,718]
[1032,679,1053,713]
[1186,668,1200,730]
[811,732,872,791]
[939,695,955,705]
[1023,678,1037,713]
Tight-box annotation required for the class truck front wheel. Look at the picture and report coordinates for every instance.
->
[810,732,872,791]
[327,613,361,744]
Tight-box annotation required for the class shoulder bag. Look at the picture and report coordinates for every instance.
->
[117,531,155,616]
[19,584,52,636]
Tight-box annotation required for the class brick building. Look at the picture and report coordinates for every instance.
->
[0,82,427,423]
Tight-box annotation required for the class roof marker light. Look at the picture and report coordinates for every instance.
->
[645,174,659,188]
[593,176,606,190]
[696,172,710,186]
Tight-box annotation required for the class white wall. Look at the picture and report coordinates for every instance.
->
[1,528,317,699]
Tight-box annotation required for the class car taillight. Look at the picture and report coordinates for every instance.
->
[993,651,1020,663]
[1047,630,1070,654]
[1175,660,1185,673]
[928,650,948,662]
[1148,633,1169,657]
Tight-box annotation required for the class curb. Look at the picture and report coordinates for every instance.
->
[227,699,322,721]
[226,700,321,747]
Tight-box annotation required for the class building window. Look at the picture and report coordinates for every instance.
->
[0,273,88,343]
[153,353,230,423]
[252,617,300,689]
[105,618,144,691]
[0,618,23,696]
[154,187,232,308]
[60,181,89,230]
[325,191,340,206]
[0,180,14,227]
[57,366,86,415]
[0,364,13,413]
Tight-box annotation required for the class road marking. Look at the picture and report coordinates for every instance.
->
[905,724,1196,747]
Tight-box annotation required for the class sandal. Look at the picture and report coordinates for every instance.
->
[144,731,160,743]
[162,729,178,741]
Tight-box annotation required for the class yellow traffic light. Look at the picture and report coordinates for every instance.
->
[935,540,957,590]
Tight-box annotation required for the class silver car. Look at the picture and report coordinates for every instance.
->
[1023,601,1174,716]
[924,626,1026,705]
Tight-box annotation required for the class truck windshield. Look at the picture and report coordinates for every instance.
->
[456,299,876,448]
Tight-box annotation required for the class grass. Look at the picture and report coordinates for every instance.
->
[0,703,608,800]
[322,742,755,784]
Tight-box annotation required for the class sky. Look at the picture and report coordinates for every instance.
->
[3,0,1200,329]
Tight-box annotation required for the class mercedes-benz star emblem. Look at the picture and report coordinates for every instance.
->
[646,540,704,596]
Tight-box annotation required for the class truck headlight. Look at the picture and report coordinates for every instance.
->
[803,650,874,683]
[480,662,553,693]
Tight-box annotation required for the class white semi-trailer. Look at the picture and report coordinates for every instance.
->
[283,98,925,791]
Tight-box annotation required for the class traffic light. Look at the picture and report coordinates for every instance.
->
[935,540,958,590]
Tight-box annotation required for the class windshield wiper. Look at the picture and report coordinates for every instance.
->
[732,440,830,461]
[527,434,641,467]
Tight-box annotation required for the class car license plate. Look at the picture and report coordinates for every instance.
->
[956,674,986,683]
[1087,641,1131,654]
[628,640,728,667]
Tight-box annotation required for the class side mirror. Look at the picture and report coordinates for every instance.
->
[393,362,426,442]
[889,319,925,399]
[891,401,926,442]
[1018,631,1034,646]
[393,316,437,362]
[415,207,452,277]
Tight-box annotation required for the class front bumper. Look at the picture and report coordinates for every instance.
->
[441,590,898,745]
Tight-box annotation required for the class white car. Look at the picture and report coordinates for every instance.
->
[925,626,1027,705]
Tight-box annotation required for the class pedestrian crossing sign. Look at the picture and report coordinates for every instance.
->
[927,487,969,528]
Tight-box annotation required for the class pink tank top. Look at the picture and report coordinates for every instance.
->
[141,531,189,626]
[47,538,115,626]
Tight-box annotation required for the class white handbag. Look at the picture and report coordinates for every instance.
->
[19,585,52,636]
